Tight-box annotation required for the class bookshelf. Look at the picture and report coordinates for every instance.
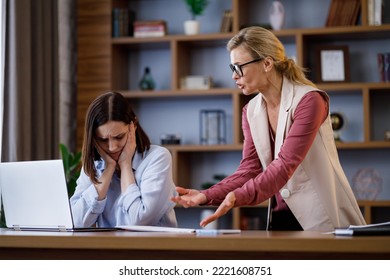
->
[77,0,390,229]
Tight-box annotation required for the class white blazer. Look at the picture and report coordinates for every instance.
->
[246,78,366,231]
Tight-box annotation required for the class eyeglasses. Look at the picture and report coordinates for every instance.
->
[229,58,262,77]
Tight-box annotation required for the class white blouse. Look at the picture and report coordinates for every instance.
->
[70,145,177,228]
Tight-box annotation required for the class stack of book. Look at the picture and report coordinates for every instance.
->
[133,20,167,38]
[368,0,383,26]
[326,0,361,27]
[220,10,233,33]
[112,8,135,37]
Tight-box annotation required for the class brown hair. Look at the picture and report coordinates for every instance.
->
[227,26,316,87]
[82,91,151,184]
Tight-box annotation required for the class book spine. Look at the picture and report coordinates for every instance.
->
[220,10,228,32]
[350,0,361,26]
[226,10,232,32]
[378,53,385,82]
[134,25,165,32]
[112,8,135,37]
[368,0,374,25]
[373,0,382,25]
[133,21,167,37]
[133,22,166,37]
[333,0,343,26]
[121,9,128,37]
[134,31,166,38]
[384,53,390,82]
[326,0,335,26]
[112,8,120,37]
[134,21,166,27]
[128,10,135,36]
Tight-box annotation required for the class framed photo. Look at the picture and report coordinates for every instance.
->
[316,45,350,83]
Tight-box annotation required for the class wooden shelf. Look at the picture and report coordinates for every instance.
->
[165,144,243,152]
[319,82,390,91]
[111,24,390,45]
[336,141,390,149]
[120,88,238,98]
[118,83,390,97]
[112,32,235,44]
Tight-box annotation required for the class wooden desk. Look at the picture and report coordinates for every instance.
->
[0,229,389,259]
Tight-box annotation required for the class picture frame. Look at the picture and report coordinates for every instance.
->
[316,45,350,83]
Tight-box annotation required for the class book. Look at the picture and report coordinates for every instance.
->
[117,225,241,235]
[220,10,232,33]
[326,0,341,26]
[368,0,383,26]
[326,0,360,27]
[373,0,383,25]
[349,0,361,25]
[112,8,135,38]
[378,53,385,82]
[383,53,390,82]
[334,221,390,236]
[133,20,167,38]
[368,0,374,25]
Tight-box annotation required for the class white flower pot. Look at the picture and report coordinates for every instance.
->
[184,20,200,35]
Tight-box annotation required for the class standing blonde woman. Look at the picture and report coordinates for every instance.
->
[172,26,365,231]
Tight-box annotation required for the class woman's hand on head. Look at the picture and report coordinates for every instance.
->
[94,140,116,168]
[199,191,236,228]
[171,186,207,208]
[118,122,136,169]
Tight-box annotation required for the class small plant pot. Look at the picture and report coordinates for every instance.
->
[184,20,200,35]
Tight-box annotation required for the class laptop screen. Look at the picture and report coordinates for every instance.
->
[0,159,74,230]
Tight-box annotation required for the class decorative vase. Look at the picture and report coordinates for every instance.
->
[139,67,155,90]
[184,20,200,35]
[269,1,285,31]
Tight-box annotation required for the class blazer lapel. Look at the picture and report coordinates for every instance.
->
[249,94,272,168]
[274,77,294,157]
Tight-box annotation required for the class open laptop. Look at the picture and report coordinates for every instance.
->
[0,159,116,232]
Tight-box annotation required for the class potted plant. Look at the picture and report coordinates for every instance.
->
[59,143,82,198]
[0,203,6,228]
[184,0,208,35]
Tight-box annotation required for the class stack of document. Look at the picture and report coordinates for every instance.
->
[117,225,241,235]
[333,221,390,236]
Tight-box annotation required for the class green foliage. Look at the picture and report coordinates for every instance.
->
[185,0,209,19]
[0,201,6,228]
[59,143,82,198]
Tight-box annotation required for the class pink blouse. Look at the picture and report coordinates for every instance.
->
[202,91,329,211]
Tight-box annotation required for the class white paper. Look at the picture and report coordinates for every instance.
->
[117,225,241,235]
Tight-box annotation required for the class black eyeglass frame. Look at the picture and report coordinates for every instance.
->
[229,58,262,77]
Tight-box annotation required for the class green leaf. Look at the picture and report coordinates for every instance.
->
[185,0,208,18]
[0,199,6,228]
[59,143,82,198]
[59,143,70,171]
